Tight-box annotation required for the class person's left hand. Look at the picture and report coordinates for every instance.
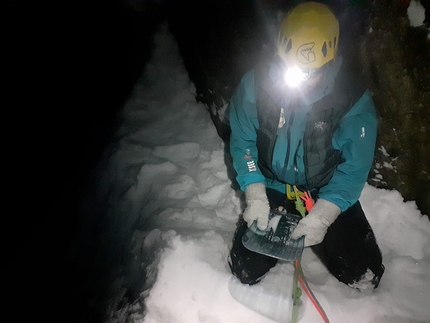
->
[291,199,341,247]
[243,182,270,230]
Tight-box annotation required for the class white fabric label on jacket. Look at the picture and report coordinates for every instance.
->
[278,108,285,128]
[247,160,257,172]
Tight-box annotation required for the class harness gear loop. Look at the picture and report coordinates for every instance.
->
[286,184,313,217]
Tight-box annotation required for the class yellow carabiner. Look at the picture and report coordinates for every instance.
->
[286,184,305,200]
[293,185,307,217]
[286,184,295,200]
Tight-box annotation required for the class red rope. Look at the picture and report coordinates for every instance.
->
[294,259,330,323]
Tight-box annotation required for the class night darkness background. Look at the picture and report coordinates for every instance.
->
[5,0,163,321]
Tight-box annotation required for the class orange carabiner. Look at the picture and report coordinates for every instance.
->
[300,191,314,212]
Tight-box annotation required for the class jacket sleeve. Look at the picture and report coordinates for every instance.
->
[318,90,378,212]
[229,70,266,191]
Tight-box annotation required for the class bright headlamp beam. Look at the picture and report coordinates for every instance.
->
[284,67,308,87]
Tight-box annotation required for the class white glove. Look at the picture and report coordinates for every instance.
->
[291,199,341,247]
[243,183,270,230]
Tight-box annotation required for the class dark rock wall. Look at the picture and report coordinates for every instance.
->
[359,0,430,216]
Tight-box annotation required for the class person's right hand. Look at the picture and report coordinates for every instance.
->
[291,198,341,247]
[243,182,270,230]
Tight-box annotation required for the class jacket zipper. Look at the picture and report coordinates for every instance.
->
[293,139,302,184]
[282,110,295,177]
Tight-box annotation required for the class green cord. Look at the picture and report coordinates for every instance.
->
[291,186,306,322]
[291,259,302,323]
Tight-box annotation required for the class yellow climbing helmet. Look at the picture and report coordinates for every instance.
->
[277,2,339,70]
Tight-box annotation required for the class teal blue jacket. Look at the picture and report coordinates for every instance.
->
[229,60,377,212]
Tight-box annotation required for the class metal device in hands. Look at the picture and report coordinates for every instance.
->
[242,208,305,262]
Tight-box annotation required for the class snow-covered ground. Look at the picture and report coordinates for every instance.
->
[90,23,430,323]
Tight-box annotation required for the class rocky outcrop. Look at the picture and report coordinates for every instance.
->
[359,0,430,216]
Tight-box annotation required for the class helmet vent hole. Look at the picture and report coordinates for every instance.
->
[285,39,292,54]
[321,42,327,57]
[329,40,332,48]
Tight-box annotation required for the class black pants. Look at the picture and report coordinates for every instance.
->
[229,189,385,289]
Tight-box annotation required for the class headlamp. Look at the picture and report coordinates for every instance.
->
[284,66,309,87]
